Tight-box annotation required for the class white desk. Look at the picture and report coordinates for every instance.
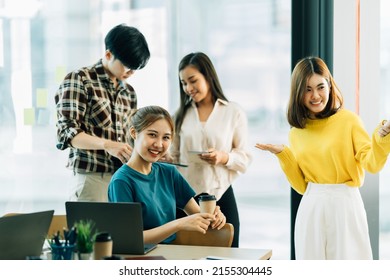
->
[123,244,272,260]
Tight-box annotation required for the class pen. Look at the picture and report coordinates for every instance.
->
[54,231,61,246]
[68,226,77,246]
[63,228,69,245]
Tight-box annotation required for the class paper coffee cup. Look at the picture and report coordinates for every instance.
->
[199,194,217,214]
[93,232,113,260]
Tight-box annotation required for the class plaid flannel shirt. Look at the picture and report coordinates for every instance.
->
[55,59,137,173]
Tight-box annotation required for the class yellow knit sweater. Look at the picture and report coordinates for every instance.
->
[276,109,390,194]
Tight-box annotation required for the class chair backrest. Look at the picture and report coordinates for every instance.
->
[171,223,234,247]
[3,213,67,238]
[47,215,67,238]
[2,213,18,217]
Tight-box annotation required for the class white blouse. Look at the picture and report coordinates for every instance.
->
[171,99,253,200]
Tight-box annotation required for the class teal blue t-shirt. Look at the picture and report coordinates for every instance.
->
[108,162,196,243]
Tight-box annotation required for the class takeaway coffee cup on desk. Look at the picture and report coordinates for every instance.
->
[93,232,112,260]
[199,194,217,214]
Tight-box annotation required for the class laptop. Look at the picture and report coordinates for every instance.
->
[65,201,157,255]
[0,210,54,260]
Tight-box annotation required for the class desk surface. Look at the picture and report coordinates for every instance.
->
[124,244,272,260]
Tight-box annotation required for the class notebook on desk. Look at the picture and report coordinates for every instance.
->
[0,210,54,260]
[65,201,157,255]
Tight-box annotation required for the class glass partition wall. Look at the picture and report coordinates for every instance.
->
[0,0,290,259]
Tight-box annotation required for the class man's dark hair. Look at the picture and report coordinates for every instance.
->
[104,24,150,70]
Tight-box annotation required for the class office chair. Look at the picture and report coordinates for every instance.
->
[171,223,234,247]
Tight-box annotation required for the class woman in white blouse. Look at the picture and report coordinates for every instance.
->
[170,52,252,247]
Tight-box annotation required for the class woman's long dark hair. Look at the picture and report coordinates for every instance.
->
[174,52,228,133]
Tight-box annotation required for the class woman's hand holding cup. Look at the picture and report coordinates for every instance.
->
[199,194,226,230]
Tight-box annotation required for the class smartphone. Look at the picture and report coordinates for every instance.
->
[187,150,209,164]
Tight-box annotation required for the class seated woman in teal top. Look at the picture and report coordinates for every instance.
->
[108,105,226,244]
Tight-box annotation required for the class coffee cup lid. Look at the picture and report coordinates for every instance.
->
[95,232,112,242]
[199,194,216,201]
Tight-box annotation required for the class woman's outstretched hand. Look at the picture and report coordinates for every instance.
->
[378,120,390,137]
[255,143,284,154]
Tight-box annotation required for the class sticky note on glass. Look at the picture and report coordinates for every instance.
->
[36,88,48,108]
[24,108,35,126]
[56,66,67,83]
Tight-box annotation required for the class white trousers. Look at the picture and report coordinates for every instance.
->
[294,183,373,260]
[69,172,112,202]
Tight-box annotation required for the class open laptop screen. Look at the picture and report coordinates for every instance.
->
[0,210,54,260]
[66,201,156,254]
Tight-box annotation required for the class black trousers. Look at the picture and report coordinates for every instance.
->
[176,186,240,247]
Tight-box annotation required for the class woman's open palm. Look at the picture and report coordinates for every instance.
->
[255,143,284,154]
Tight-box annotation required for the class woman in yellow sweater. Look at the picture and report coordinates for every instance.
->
[256,56,390,260]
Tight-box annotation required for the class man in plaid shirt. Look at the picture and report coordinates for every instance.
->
[55,24,150,202]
